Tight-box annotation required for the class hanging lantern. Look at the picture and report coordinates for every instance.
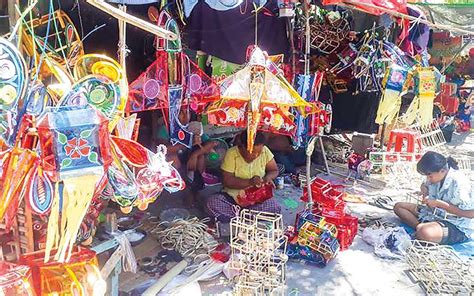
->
[0,262,35,296]
[36,106,112,262]
[19,247,106,296]
[37,106,112,181]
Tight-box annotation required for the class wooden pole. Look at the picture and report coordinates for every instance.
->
[86,0,178,40]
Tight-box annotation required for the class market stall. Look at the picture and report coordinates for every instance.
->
[1,0,473,295]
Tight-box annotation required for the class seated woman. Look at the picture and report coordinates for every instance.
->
[154,110,217,204]
[205,131,281,223]
[394,151,474,244]
[264,133,306,174]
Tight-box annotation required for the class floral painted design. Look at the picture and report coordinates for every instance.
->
[57,130,99,168]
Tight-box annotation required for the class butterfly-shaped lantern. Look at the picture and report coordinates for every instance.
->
[207,46,315,153]
[127,10,219,148]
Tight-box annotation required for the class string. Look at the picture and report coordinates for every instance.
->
[8,0,38,42]
[72,0,85,38]
[81,24,106,42]
[32,0,53,81]
[254,2,258,45]
[50,3,73,76]
[114,232,138,273]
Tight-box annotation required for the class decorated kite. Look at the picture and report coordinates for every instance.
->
[375,64,410,125]
[127,10,220,147]
[402,65,443,126]
[207,46,315,152]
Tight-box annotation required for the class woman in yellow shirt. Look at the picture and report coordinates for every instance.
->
[204,131,280,223]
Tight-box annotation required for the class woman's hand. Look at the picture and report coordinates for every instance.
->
[422,198,439,209]
[201,141,218,154]
[263,175,274,184]
[250,176,263,187]
[419,184,428,197]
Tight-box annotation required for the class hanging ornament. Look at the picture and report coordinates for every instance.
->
[208,46,315,153]
[37,106,112,262]
[402,66,443,126]
[0,37,28,147]
[127,11,219,148]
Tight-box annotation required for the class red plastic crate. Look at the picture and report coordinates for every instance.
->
[320,211,358,250]
[301,178,345,210]
[236,183,273,207]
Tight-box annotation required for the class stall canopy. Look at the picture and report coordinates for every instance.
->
[322,0,407,15]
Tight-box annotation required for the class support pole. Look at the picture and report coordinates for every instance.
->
[118,4,127,80]
[319,136,330,175]
[86,0,178,40]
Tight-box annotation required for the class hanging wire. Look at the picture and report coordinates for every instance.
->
[32,0,53,81]
[71,0,85,38]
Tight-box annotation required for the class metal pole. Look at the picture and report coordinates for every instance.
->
[118,4,127,78]
[304,0,310,75]
[306,136,316,208]
[319,136,330,175]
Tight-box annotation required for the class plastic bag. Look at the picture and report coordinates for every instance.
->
[362,226,411,259]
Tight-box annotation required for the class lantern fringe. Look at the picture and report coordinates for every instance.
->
[44,174,102,263]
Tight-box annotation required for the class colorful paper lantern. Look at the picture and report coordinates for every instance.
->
[0,262,35,296]
[208,46,315,152]
[37,106,112,181]
[19,247,106,296]
[37,106,112,262]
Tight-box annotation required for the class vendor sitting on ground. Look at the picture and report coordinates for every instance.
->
[264,133,306,174]
[155,110,218,203]
[394,151,474,244]
[204,131,281,222]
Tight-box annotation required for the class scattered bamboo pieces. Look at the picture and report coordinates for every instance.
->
[151,217,218,258]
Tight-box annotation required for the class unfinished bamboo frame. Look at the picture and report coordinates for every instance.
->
[406,240,474,294]
[230,209,288,296]
[410,120,446,151]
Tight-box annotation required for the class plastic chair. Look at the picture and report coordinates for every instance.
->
[386,129,423,153]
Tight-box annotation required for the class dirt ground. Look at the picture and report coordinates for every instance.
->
[141,129,473,295]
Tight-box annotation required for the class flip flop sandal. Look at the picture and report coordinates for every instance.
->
[369,196,394,211]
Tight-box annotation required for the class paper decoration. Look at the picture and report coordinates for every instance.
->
[293,71,327,147]
[402,66,443,126]
[0,262,35,296]
[0,148,38,230]
[0,37,28,147]
[375,64,409,125]
[37,106,112,181]
[208,46,314,152]
[37,106,112,262]
[19,247,106,295]
[110,137,185,212]
[127,11,219,148]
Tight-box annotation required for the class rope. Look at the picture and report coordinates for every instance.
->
[152,217,218,258]
[114,232,138,273]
